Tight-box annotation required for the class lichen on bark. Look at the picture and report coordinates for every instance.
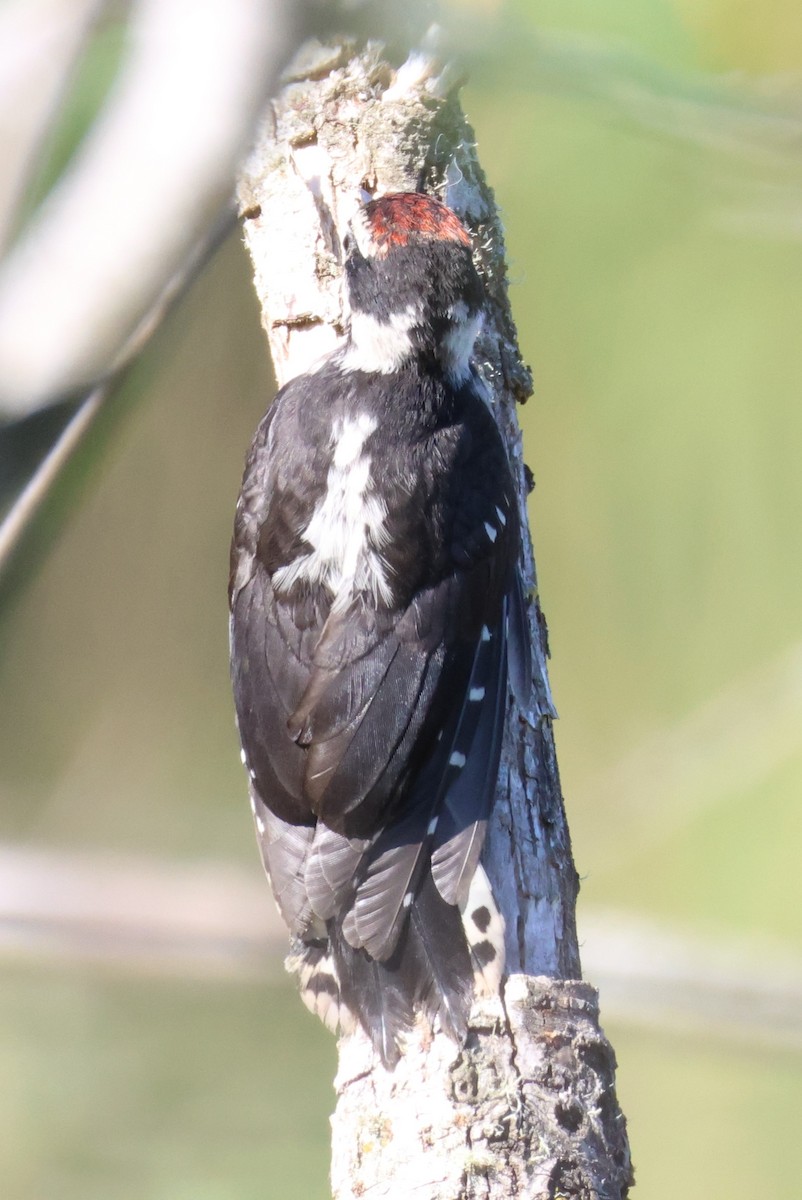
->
[237,38,632,1200]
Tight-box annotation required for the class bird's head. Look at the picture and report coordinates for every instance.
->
[342,193,484,381]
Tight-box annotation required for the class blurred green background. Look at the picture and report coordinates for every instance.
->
[2,1,801,1197]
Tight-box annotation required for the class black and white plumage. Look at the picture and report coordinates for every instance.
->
[230,192,529,1066]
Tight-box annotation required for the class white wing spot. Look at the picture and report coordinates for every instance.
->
[469,686,486,702]
[481,625,492,642]
[427,815,439,835]
[449,751,467,769]
[495,506,507,527]
[484,522,498,543]
[402,892,414,909]
[256,815,266,835]
[239,748,248,767]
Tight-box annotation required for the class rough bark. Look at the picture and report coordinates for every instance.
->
[237,39,632,1200]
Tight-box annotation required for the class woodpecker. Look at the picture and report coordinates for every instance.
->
[229,192,530,1066]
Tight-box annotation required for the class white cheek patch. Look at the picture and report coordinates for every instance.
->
[342,305,420,374]
[273,414,393,607]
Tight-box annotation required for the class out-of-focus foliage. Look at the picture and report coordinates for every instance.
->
[1,2,801,1198]
[678,0,802,71]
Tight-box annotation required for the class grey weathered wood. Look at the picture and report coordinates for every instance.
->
[238,39,632,1200]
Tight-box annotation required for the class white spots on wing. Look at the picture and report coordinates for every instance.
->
[402,892,414,909]
[449,751,466,769]
[249,768,257,782]
[256,814,266,835]
[239,748,248,766]
[249,794,257,815]
[342,305,420,374]
[469,686,486,702]
[481,625,492,642]
[484,521,498,543]
[273,413,393,608]
[495,506,507,527]
[427,815,439,836]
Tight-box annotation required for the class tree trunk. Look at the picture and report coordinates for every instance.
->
[237,38,633,1200]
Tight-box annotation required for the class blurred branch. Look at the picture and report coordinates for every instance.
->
[0,387,108,573]
[0,842,283,979]
[0,205,234,581]
[0,0,107,254]
[0,0,300,589]
[0,0,297,418]
[580,909,802,1055]
[2,842,800,1052]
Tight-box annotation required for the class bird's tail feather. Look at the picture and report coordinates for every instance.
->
[329,869,473,1067]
